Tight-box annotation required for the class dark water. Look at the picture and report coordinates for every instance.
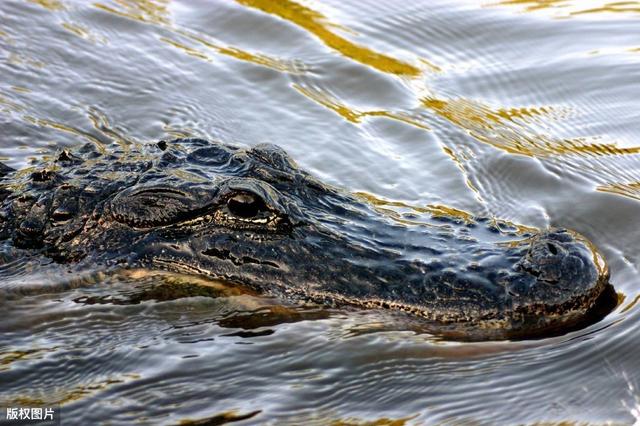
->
[1,0,640,424]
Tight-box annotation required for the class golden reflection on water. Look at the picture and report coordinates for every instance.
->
[175,30,304,73]
[235,0,423,77]
[46,0,640,164]
[354,190,478,228]
[10,86,31,94]
[7,52,46,69]
[160,33,303,73]
[598,181,640,201]
[329,415,418,426]
[0,93,25,114]
[61,22,107,44]
[357,190,540,234]
[355,190,475,223]
[441,145,486,203]
[7,374,140,406]
[94,0,171,25]
[492,0,568,12]
[95,0,295,72]
[490,0,640,16]
[293,84,431,130]
[28,0,65,11]
[18,0,640,166]
[422,96,640,158]
[93,0,303,73]
[0,347,58,372]
[10,0,640,211]
[86,106,137,148]
[23,116,107,152]
[620,293,640,314]
[227,0,640,172]
[1,96,134,154]
[160,36,210,61]
[573,2,640,15]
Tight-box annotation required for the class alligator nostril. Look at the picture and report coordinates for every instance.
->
[547,242,558,255]
[19,218,43,236]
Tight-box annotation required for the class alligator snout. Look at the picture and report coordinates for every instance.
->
[502,228,610,333]
[516,229,605,296]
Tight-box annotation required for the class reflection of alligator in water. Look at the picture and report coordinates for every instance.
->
[0,138,615,339]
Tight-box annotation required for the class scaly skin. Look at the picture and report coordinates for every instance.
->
[0,138,612,339]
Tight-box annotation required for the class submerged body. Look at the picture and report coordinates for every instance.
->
[0,139,611,339]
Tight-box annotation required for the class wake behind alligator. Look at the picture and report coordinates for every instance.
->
[0,138,615,340]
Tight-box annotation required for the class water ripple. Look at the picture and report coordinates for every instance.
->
[2,0,640,424]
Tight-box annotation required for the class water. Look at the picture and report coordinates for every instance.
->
[1,0,640,424]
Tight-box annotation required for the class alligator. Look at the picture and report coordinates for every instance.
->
[0,138,614,339]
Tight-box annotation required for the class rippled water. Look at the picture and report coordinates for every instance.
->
[1,0,640,424]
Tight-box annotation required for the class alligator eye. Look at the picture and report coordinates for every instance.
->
[227,192,266,219]
[52,207,73,222]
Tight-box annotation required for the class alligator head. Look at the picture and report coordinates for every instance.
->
[0,138,613,339]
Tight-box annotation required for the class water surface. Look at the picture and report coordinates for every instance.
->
[1,0,640,424]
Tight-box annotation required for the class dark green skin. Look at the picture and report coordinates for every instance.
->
[0,139,612,339]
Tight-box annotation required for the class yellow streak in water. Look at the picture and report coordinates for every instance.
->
[294,84,431,130]
[0,90,132,153]
[61,22,107,44]
[330,415,418,426]
[526,422,610,426]
[8,374,139,406]
[94,2,302,73]
[7,53,46,69]
[0,347,58,372]
[123,269,248,294]
[162,124,194,139]
[0,94,25,113]
[28,0,65,11]
[620,293,640,313]
[94,0,170,25]
[354,191,475,223]
[62,22,90,38]
[23,116,106,153]
[597,181,640,201]
[235,0,422,77]
[160,36,211,61]
[492,0,569,12]
[442,145,485,203]
[571,1,640,15]
[491,0,640,16]
[422,96,640,157]
[177,30,302,73]
[11,86,31,93]
[87,106,136,149]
